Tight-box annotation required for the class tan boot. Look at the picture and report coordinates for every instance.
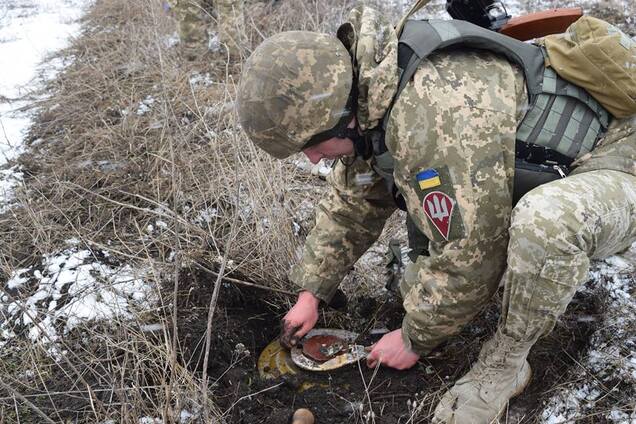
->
[432,331,533,424]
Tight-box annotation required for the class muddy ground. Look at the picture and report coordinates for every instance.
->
[172,268,604,423]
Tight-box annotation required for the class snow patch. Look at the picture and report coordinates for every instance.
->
[541,245,636,422]
[0,166,23,212]
[195,206,219,225]
[0,0,92,212]
[293,157,333,177]
[136,95,156,116]
[189,72,215,87]
[1,242,153,356]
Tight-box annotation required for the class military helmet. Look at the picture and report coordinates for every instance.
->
[237,31,354,159]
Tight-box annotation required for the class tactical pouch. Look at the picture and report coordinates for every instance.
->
[513,159,565,205]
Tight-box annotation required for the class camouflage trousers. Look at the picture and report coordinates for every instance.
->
[167,0,244,56]
[500,169,636,341]
[167,0,209,46]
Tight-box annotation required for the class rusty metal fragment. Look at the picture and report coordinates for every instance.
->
[302,335,345,362]
[290,328,368,371]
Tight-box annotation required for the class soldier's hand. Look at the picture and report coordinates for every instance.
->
[280,291,320,349]
[366,329,419,370]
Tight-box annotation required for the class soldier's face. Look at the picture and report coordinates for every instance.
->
[302,137,355,164]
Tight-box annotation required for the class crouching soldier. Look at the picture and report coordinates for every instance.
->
[236,3,636,422]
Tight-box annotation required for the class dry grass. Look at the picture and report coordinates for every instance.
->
[0,0,634,422]
[0,0,360,421]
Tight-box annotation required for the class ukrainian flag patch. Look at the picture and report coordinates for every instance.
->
[416,169,441,190]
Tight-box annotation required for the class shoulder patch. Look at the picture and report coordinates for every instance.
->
[416,168,441,190]
[409,165,466,242]
[422,191,454,240]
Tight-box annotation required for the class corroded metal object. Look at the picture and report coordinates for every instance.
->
[291,328,368,372]
[302,334,345,362]
[257,340,299,379]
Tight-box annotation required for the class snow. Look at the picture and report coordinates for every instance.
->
[0,0,92,209]
[540,244,636,423]
[0,5,155,353]
[136,95,156,116]
[189,71,215,87]
[293,157,333,177]
[0,242,153,355]
[138,418,162,424]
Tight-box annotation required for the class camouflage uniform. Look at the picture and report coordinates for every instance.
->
[167,0,209,47]
[167,0,244,57]
[288,5,636,355]
[217,0,245,57]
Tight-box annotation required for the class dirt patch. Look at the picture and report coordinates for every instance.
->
[171,268,601,423]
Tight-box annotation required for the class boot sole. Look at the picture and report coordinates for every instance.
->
[494,362,532,423]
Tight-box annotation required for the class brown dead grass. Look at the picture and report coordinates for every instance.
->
[0,0,633,422]
[0,0,358,421]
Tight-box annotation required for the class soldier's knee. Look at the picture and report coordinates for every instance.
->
[510,186,584,258]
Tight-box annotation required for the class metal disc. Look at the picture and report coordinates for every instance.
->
[257,339,300,379]
[290,328,366,372]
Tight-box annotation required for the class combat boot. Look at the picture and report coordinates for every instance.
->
[432,331,533,424]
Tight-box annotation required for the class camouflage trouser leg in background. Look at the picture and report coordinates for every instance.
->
[168,0,208,47]
[217,0,244,57]
[501,169,636,341]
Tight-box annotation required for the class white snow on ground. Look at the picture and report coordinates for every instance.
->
[540,244,636,423]
[0,0,153,359]
[293,156,333,177]
[0,241,153,355]
[0,0,91,208]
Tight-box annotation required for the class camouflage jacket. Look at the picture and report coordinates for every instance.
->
[289,5,636,354]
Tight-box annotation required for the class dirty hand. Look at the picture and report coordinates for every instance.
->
[280,291,320,349]
[366,329,419,370]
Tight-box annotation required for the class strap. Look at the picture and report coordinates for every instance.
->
[395,0,433,36]
[383,19,546,131]
[515,139,573,167]
[303,77,358,149]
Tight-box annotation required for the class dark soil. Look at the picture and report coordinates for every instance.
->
[172,268,602,424]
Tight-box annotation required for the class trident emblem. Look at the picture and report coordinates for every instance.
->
[423,191,455,240]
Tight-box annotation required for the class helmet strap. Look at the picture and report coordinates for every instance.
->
[303,77,358,151]
[347,130,372,160]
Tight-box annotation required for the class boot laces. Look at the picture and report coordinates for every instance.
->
[472,336,517,382]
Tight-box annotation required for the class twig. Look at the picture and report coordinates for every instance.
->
[221,382,284,418]
[0,381,56,424]
[201,183,241,418]
[192,261,295,296]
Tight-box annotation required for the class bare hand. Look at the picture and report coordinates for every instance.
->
[366,329,420,370]
[280,291,320,349]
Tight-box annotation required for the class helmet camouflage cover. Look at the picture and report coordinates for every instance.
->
[237,31,354,159]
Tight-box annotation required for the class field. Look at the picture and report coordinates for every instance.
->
[0,0,634,422]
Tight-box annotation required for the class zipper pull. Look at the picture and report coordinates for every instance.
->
[553,165,567,178]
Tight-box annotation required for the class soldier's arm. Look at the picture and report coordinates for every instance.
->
[289,158,396,303]
[386,51,523,354]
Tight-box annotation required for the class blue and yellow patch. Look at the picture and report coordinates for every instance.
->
[416,169,441,190]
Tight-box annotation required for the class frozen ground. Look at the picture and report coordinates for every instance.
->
[0,0,634,422]
[0,0,90,207]
[540,247,636,423]
[0,0,152,361]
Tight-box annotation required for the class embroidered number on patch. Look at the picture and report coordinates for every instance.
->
[423,191,455,240]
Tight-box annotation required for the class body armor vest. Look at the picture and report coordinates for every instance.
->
[368,18,611,208]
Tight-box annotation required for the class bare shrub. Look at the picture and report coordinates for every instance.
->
[0,0,359,421]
